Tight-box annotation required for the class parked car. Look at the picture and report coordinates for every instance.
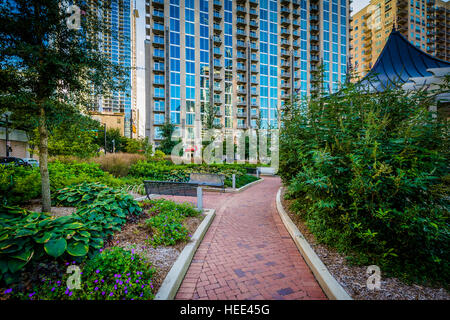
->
[22,158,39,167]
[0,157,31,167]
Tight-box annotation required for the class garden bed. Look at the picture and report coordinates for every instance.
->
[0,183,206,300]
[280,188,450,300]
[103,202,204,292]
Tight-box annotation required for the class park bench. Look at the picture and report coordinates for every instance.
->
[245,167,260,177]
[188,173,225,191]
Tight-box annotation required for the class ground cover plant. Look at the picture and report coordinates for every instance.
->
[4,246,156,300]
[279,77,450,286]
[141,199,200,247]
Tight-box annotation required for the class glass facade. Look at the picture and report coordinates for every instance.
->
[97,0,132,137]
[144,0,350,143]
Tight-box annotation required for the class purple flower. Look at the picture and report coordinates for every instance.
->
[96,269,100,273]
[51,287,55,292]
[102,291,106,295]
[95,287,99,291]
[109,292,113,296]
[94,280,98,283]
[4,288,12,294]
[69,292,73,296]
[114,285,117,290]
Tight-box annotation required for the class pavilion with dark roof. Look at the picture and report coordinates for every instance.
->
[357,28,450,99]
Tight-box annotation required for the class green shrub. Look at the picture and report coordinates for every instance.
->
[142,199,199,247]
[7,247,156,300]
[279,77,450,285]
[0,165,40,205]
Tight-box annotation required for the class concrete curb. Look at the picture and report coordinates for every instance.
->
[154,208,216,300]
[276,188,352,300]
[203,177,264,193]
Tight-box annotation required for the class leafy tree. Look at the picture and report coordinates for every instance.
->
[158,122,181,156]
[0,0,128,211]
[29,113,102,158]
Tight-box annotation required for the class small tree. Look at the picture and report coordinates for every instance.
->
[158,122,181,156]
[0,0,128,212]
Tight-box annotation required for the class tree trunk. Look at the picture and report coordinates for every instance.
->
[39,107,51,213]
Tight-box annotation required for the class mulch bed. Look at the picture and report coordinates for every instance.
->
[280,188,450,300]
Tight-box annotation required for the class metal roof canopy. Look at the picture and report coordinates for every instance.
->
[357,28,450,92]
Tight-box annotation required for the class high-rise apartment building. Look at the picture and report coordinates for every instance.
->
[144,0,351,145]
[350,0,449,80]
[91,0,133,137]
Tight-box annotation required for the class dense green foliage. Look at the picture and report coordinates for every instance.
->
[6,247,156,300]
[279,79,450,285]
[0,183,142,284]
[142,199,200,247]
[2,160,261,206]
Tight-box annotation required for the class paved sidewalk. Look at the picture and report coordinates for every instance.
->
[164,176,326,300]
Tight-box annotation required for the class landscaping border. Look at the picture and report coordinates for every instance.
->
[154,208,216,300]
[275,187,352,300]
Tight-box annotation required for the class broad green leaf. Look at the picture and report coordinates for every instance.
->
[8,258,28,273]
[67,241,89,256]
[44,238,67,258]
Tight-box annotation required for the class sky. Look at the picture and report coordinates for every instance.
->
[351,0,371,15]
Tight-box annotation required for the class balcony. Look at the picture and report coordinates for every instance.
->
[214,98,222,104]
[237,100,246,107]
[237,77,246,83]
[213,0,222,7]
[237,40,246,48]
[249,31,258,39]
[281,18,291,25]
[310,25,319,33]
[251,66,258,73]
[153,23,164,34]
[213,35,222,44]
[213,48,222,57]
[237,88,247,95]
[236,29,247,38]
[236,6,246,14]
[281,49,290,57]
[310,15,319,22]
[281,7,290,15]
[213,62,222,69]
[153,51,164,60]
[237,123,248,129]
[281,28,290,35]
[214,84,222,92]
[280,71,290,78]
[249,20,258,29]
[237,111,247,118]
[152,0,164,6]
[152,10,164,21]
[281,61,290,68]
[310,5,319,12]
[280,38,290,47]
[236,65,246,72]
[310,45,319,52]
[152,36,164,46]
[213,11,222,21]
[236,17,246,26]
[251,110,259,119]
[310,55,320,62]
[310,35,319,42]
[213,24,222,33]
[236,52,246,60]
[292,30,300,38]
[153,64,165,72]
[250,43,258,51]
[249,8,258,17]
[292,40,300,48]
[249,0,258,6]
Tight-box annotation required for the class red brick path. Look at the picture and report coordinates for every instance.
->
[162,176,326,300]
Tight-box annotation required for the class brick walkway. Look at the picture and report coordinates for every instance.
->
[162,176,326,300]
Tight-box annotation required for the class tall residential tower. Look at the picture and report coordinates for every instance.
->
[144,0,351,145]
